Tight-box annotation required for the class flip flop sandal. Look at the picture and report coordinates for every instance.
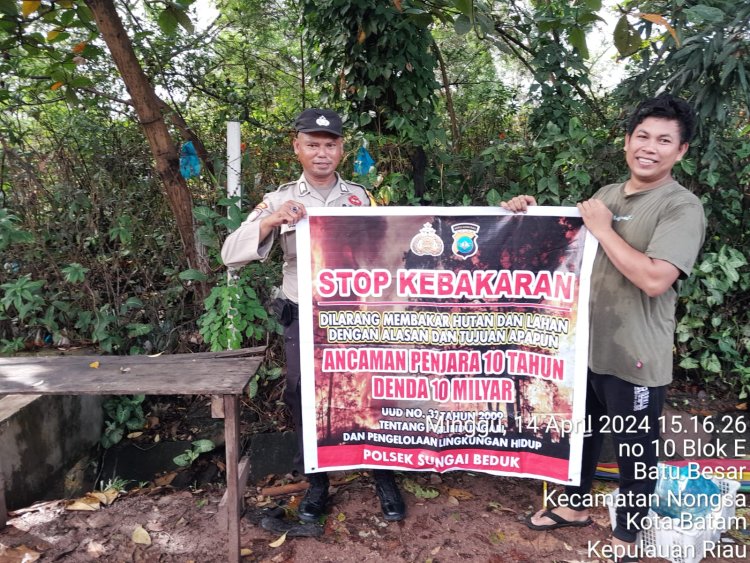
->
[525,509,593,531]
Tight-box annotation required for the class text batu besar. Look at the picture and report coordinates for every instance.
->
[316,268,576,301]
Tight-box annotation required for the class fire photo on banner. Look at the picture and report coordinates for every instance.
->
[297,207,598,486]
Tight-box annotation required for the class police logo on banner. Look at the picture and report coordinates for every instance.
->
[451,223,480,260]
[410,223,444,257]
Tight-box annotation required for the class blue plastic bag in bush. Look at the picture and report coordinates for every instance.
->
[652,464,721,518]
[179,141,201,179]
[353,145,375,176]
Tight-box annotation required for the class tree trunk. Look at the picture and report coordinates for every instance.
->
[85,0,208,284]
[431,41,460,150]
[411,146,427,200]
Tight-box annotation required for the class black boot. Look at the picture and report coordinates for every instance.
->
[298,472,329,522]
[373,470,405,521]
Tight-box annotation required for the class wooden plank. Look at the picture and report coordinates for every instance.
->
[237,456,251,493]
[211,395,224,418]
[0,474,6,528]
[223,394,242,563]
[0,356,263,395]
[0,347,264,366]
[217,455,251,531]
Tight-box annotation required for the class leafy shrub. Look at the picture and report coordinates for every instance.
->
[197,263,279,352]
[101,395,146,448]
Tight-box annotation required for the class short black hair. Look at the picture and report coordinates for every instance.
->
[627,94,696,145]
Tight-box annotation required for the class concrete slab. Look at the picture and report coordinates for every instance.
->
[247,431,297,482]
[0,394,103,510]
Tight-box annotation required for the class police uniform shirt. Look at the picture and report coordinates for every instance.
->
[221,173,374,303]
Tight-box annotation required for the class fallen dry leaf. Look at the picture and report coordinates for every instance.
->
[85,540,106,558]
[89,361,100,368]
[269,532,287,548]
[445,487,473,500]
[86,489,118,506]
[240,548,253,556]
[127,431,143,439]
[736,402,747,411]
[66,498,99,511]
[154,471,177,487]
[99,488,120,505]
[87,492,109,504]
[132,525,152,545]
[0,544,41,561]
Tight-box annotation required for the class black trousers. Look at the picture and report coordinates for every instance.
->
[564,369,666,543]
[283,318,306,471]
[283,318,393,481]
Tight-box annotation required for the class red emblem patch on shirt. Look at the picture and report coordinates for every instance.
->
[348,195,362,206]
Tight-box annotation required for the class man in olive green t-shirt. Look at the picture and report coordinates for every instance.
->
[503,94,705,563]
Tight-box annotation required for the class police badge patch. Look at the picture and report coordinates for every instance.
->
[247,201,268,222]
[410,222,444,257]
[451,223,480,260]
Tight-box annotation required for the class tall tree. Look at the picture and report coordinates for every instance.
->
[84,0,206,277]
[302,0,442,199]
[1,0,209,279]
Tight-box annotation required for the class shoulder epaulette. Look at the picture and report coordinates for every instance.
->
[275,181,295,192]
[343,179,366,191]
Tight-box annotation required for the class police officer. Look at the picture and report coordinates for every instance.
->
[221,108,405,523]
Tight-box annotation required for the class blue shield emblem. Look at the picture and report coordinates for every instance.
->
[451,223,480,260]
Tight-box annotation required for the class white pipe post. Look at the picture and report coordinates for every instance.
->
[226,122,242,349]
[227,121,242,211]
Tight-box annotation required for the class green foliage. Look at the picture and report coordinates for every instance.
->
[303,0,441,147]
[173,439,215,467]
[101,395,146,448]
[155,1,196,35]
[676,246,750,398]
[0,0,748,403]
[62,263,88,284]
[401,477,439,499]
[1,274,45,322]
[194,197,281,352]
[197,269,271,351]
[247,363,283,399]
[617,1,750,132]
[478,115,622,206]
[0,209,33,250]
[99,476,131,492]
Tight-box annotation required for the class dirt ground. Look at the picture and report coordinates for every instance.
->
[2,381,748,563]
[2,469,748,563]
[0,471,619,562]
